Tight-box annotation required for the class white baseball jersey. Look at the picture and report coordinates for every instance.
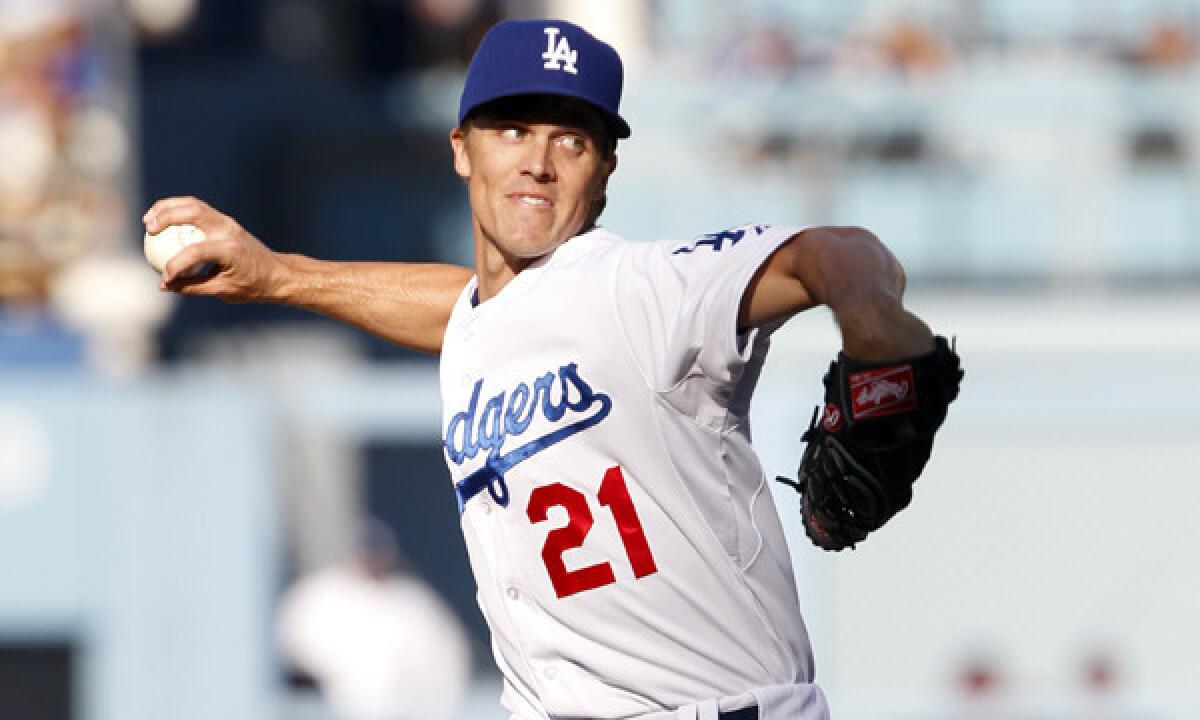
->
[439,224,830,720]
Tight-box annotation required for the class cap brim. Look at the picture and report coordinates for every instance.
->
[462,89,631,139]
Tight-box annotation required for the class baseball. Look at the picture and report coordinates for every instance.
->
[143,223,206,274]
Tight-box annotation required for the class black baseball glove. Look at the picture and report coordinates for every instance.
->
[778,336,962,551]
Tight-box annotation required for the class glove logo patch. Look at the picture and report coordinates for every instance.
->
[849,365,918,419]
[821,402,844,433]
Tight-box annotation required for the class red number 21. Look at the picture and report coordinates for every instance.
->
[526,466,658,598]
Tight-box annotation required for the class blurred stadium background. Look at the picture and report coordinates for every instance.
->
[1,0,1198,718]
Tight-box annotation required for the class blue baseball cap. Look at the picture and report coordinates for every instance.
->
[458,19,631,139]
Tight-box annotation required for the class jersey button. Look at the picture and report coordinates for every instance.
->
[543,665,557,680]
[480,501,491,515]
[505,587,519,601]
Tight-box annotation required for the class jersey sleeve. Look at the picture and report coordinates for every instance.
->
[614,223,805,392]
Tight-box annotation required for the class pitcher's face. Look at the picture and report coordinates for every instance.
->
[451,100,616,261]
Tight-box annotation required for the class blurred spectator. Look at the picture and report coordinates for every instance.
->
[354,0,501,78]
[834,19,953,79]
[1135,19,1196,69]
[714,22,803,78]
[938,649,1023,720]
[0,2,128,307]
[128,0,201,38]
[1071,648,1149,720]
[1079,650,1118,719]
[278,519,471,720]
[879,19,953,76]
[404,0,502,69]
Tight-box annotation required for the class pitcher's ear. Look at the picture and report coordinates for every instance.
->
[450,127,471,179]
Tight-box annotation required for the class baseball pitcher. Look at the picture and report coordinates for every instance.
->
[145,18,961,720]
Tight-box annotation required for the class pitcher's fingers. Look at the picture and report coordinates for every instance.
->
[169,272,222,296]
[143,195,208,220]
[146,204,216,235]
[143,196,218,234]
[164,261,222,294]
[162,242,220,285]
[178,271,238,296]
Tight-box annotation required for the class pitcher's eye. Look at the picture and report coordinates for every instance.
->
[558,135,586,153]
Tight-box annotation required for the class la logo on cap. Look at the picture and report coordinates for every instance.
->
[542,27,578,74]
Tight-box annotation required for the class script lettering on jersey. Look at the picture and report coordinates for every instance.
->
[542,27,578,74]
[671,224,769,255]
[445,362,611,512]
